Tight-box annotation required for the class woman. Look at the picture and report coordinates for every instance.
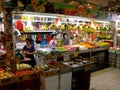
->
[49,34,57,48]
[23,38,36,67]
[62,33,69,45]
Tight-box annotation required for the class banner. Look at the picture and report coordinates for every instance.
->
[16,0,119,21]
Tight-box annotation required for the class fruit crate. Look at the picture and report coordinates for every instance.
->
[15,77,40,90]
[0,77,15,86]
[15,70,40,82]
[0,83,15,90]
[38,65,59,77]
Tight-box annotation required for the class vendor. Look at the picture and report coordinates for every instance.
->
[49,34,57,48]
[62,33,69,45]
[23,38,36,67]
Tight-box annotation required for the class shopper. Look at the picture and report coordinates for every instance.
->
[23,38,36,67]
[62,33,69,45]
[49,34,57,48]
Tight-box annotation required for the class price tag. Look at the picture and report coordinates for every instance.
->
[62,52,69,61]
[74,52,79,57]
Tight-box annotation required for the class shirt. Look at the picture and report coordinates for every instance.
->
[62,38,69,45]
[49,39,57,48]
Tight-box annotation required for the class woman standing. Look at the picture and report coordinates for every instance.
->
[62,33,69,45]
[23,38,36,67]
[49,34,57,48]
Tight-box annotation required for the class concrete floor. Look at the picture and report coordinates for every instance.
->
[90,67,120,90]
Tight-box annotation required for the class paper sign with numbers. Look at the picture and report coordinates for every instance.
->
[62,52,69,61]
[74,52,79,57]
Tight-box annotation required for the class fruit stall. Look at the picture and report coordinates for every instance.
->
[0,0,118,90]
[12,11,111,90]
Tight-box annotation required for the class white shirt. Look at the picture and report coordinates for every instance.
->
[49,39,57,48]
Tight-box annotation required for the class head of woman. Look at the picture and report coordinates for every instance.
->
[25,38,31,45]
[63,33,68,39]
[51,34,56,40]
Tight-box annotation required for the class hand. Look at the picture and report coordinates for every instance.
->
[23,51,27,54]
[26,51,31,55]
[23,51,30,55]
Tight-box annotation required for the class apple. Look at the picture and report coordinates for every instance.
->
[50,60,56,65]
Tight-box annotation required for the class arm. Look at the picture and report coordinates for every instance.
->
[26,46,36,55]
[27,50,36,55]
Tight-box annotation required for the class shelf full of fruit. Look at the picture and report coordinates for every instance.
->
[0,68,15,86]
[14,63,40,82]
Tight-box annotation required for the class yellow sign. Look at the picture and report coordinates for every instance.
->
[74,52,79,57]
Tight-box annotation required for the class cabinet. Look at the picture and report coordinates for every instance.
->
[72,69,91,90]
[60,72,72,90]
[46,75,59,90]
[78,47,109,71]
[91,48,109,71]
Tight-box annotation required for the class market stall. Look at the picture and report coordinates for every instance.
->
[12,11,110,90]
[0,0,117,90]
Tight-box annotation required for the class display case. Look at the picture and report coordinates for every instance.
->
[115,21,120,47]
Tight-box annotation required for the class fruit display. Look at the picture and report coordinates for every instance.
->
[50,63,69,69]
[55,47,67,52]
[110,47,120,51]
[80,25,95,33]
[0,68,5,72]
[41,24,49,30]
[0,68,13,79]
[40,64,49,71]
[99,26,110,31]
[0,72,13,79]
[94,41,109,47]
[78,42,94,49]
[50,60,56,65]
[16,63,32,70]
[49,24,57,30]
[63,45,76,52]
[14,69,34,76]
[37,47,52,55]
[100,35,112,40]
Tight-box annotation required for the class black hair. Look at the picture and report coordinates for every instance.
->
[63,33,67,38]
[26,38,32,42]
[51,34,56,39]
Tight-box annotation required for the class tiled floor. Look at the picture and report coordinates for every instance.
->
[90,67,120,90]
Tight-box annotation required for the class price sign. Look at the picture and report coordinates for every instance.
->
[74,52,79,57]
[62,52,69,61]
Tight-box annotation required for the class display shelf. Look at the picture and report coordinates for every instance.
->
[21,30,56,34]
[13,19,55,23]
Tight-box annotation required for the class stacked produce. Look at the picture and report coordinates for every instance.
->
[78,42,95,49]
[14,69,34,76]
[109,47,120,51]
[80,25,95,33]
[37,47,52,55]
[17,63,32,70]
[77,41,109,49]
[0,68,14,79]
[94,41,109,47]
[63,45,76,52]
[55,47,67,52]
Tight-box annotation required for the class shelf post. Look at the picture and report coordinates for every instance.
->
[3,0,17,72]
